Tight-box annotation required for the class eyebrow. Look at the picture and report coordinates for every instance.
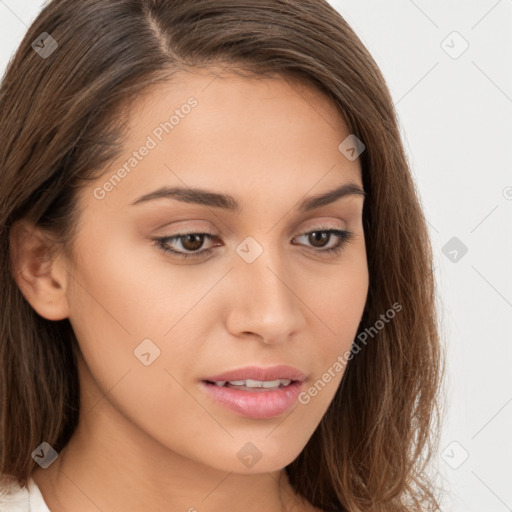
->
[130,182,366,213]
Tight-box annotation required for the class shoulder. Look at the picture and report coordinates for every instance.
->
[0,475,50,511]
[0,475,31,510]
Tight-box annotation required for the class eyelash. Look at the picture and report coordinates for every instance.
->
[152,227,355,260]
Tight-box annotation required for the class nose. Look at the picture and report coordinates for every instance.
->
[225,244,306,344]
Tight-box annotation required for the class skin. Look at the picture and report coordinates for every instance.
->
[12,68,369,512]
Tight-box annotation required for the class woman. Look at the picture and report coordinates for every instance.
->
[0,1,443,510]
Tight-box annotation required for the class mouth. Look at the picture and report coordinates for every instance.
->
[199,365,306,419]
[202,378,297,392]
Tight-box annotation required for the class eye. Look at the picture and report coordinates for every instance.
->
[152,227,355,260]
[153,232,219,260]
[293,229,354,255]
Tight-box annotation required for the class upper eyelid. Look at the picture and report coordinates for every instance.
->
[163,226,347,245]
[163,220,348,236]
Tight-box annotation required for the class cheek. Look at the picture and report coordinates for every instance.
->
[300,247,368,408]
[317,244,368,340]
[64,232,168,394]
[65,241,215,462]
[66,227,202,340]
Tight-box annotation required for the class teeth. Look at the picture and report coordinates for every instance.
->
[213,379,292,388]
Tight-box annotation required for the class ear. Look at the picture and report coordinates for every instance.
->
[9,219,70,321]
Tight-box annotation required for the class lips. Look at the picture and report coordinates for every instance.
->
[200,365,307,419]
[202,364,307,384]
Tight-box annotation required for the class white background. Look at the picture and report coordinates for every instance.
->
[1,1,511,510]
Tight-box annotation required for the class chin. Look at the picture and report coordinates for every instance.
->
[202,437,305,474]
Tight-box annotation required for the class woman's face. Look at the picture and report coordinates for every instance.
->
[61,69,369,474]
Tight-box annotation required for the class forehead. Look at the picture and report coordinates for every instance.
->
[83,68,362,212]
[128,68,347,133]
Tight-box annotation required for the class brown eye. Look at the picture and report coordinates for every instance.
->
[153,232,218,259]
[293,229,354,255]
[180,234,208,252]
[153,228,354,261]
[307,231,331,248]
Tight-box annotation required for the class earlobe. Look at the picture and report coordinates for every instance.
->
[9,219,70,321]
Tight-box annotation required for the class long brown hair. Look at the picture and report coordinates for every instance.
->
[0,1,444,510]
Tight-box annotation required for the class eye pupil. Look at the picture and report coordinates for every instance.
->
[182,234,204,251]
[309,231,329,248]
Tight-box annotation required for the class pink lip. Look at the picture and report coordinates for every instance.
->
[202,364,306,383]
[200,365,306,419]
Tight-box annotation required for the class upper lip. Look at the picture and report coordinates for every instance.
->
[202,365,306,383]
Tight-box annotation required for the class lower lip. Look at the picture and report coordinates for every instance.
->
[200,380,304,419]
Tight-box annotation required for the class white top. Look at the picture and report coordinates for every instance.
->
[0,476,51,511]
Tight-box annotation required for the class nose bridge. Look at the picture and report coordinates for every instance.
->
[227,234,304,341]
